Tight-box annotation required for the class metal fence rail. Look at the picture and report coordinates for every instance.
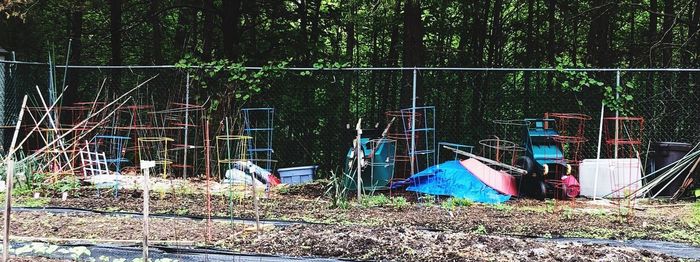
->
[1,60,698,177]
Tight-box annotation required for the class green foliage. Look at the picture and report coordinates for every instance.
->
[490,203,513,212]
[688,202,700,226]
[390,196,409,209]
[359,194,391,208]
[441,197,474,209]
[175,54,289,113]
[473,224,488,235]
[554,55,635,115]
[45,176,81,193]
[276,184,290,195]
[324,171,350,209]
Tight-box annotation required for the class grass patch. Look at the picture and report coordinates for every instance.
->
[490,203,513,212]
[355,195,409,208]
[15,197,50,207]
[441,197,474,210]
[688,202,700,226]
[359,195,391,208]
[390,196,409,209]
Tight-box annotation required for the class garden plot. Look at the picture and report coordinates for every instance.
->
[5,180,700,261]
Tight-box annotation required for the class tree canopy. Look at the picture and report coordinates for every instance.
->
[1,0,698,69]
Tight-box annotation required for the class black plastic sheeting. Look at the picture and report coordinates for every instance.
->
[543,237,700,260]
[12,206,317,226]
[11,242,345,262]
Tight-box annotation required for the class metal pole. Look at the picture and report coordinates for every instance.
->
[410,68,417,176]
[62,39,72,91]
[593,96,606,200]
[614,70,620,159]
[183,72,190,179]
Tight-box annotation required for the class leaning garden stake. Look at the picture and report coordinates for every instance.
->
[355,118,363,201]
[3,95,27,262]
[140,160,156,260]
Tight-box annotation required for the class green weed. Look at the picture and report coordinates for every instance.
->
[689,202,700,226]
[360,195,391,208]
[490,203,513,212]
[473,224,487,235]
[46,176,81,193]
[390,196,409,209]
[441,197,474,210]
[276,185,290,194]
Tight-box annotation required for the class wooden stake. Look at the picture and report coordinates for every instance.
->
[141,162,153,260]
[355,118,362,201]
[250,163,260,232]
[3,160,14,262]
[3,95,26,262]
[204,118,211,243]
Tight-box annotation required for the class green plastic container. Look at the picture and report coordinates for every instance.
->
[343,138,396,190]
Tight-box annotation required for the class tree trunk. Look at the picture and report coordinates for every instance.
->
[523,0,535,116]
[309,0,322,54]
[109,0,122,97]
[380,0,402,114]
[202,0,214,61]
[64,2,84,106]
[222,0,242,60]
[174,0,196,57]
[342,6,355,128]
[401,0,425,107]
[661,0,675,67]
[298,0,309,64]
[546,0,555,93]
[587,0,614,67]
[468,1,490,140]
[148,0,163,64]
[647,0,658,99]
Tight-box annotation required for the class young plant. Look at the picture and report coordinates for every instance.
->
[441,197,474,210]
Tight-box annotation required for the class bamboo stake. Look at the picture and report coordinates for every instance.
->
[3,95,27,262]
[4,86,69,160]
[672,157,700,199]
[15,75,157,163]
[35,85,74,172]
[35,99,131,173]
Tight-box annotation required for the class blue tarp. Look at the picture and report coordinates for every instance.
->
[405,160,510,204]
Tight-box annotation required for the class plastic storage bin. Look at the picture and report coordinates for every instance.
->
[650,142,692,196]
[278,165,317,185]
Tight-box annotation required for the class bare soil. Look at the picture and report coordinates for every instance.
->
[35,186,700,245]
[0,211,683,261]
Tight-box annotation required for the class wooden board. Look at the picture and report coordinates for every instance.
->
[460,158,519,196]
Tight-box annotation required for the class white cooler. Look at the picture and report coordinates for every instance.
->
[579,158,642,198]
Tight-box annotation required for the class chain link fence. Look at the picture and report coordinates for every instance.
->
[1,60,698,177]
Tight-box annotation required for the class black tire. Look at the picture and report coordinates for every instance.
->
[516,156,536,175]
[535,180,547,200]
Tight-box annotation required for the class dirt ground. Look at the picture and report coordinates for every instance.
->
[31,184,700,246]
[6,180,698,261]
[0,211,683,261]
